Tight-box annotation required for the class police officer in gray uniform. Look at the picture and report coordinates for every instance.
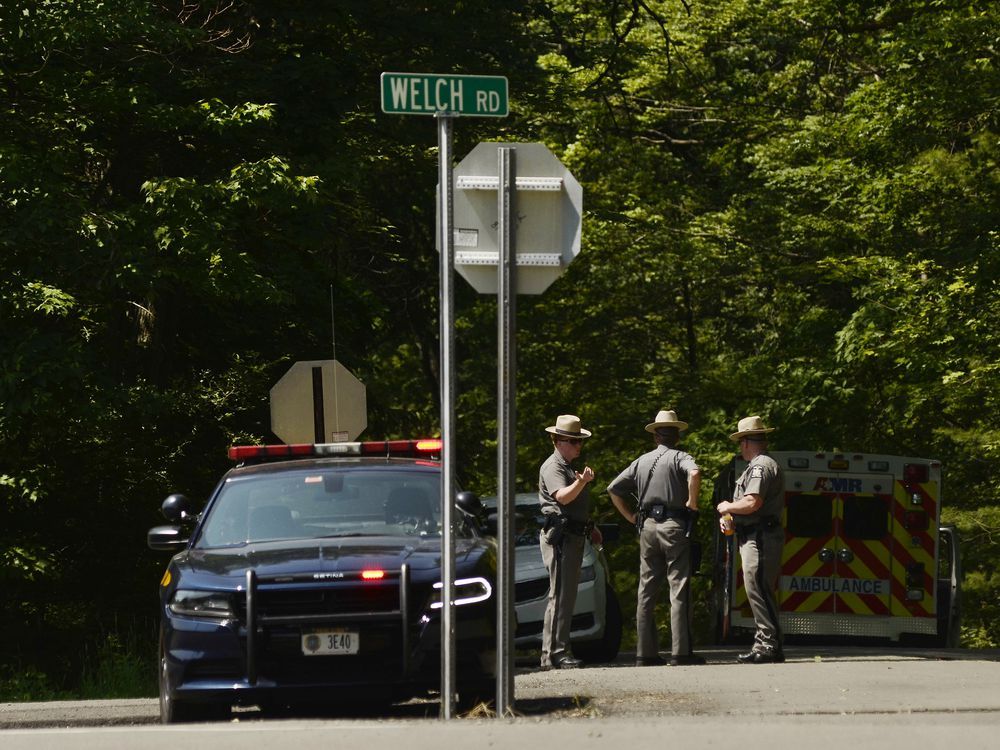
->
[608,410,703,666]
[538,414,600,669]
[716,415,786,664]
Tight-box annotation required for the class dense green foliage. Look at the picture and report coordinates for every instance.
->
[2,0,997,695]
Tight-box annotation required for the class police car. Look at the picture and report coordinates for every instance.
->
[147,439,497,722]
[481,493,622,663]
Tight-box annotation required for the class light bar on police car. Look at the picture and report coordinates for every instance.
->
[228,439,443,461]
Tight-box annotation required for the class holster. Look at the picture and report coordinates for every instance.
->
[734,515,780,544]
[542,515,567,548]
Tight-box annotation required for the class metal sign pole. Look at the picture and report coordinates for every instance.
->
[496,146,517,715]
[436,112,457,720]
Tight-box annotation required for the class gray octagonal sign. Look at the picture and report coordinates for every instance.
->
[270,360,367,444]
[442,142,583,295]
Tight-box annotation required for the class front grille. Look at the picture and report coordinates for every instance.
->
[257,584,402,619]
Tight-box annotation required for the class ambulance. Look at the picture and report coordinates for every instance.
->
[712,452,962,647]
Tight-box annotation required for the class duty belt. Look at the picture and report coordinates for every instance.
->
[645,504,689,522]
[734,516,781,537]
[543,515,591,536]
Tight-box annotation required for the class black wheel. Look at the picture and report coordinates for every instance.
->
[159,640,230,724]
[576,584,623,663]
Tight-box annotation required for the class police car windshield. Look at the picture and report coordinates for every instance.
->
[197,468,445,548]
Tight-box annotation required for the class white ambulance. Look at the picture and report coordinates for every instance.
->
[712,452,962,647]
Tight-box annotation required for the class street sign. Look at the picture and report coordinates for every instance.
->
[443,142,583,294]
[380,72,508,117]
[269,360,366,444]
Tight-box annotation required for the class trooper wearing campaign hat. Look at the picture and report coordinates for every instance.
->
[538,414,599,669]
[716,415,786,663]
[607,410,704,666]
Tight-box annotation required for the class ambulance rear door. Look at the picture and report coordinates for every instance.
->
[780,469,895,620]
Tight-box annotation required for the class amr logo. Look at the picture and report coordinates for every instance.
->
[813,477,863,492]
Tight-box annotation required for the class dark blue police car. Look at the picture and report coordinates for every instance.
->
[148,439,496,722]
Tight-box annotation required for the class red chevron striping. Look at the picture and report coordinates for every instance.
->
[844,537,893,582]
[782,535,830,574]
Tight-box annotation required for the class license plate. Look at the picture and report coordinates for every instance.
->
[301,629,359,656]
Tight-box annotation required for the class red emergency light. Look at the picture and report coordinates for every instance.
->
[228,439,443,462]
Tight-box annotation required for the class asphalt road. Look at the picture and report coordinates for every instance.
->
[3,646,999,749]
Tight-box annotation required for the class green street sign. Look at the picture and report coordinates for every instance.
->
[380,72,508,117]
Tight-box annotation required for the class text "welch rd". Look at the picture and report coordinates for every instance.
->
[380,73,508,117]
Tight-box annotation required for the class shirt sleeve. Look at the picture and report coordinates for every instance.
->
[607,460,638,497]
[677,451,699,476]
[742,460,771,497]
[540,456,570,499]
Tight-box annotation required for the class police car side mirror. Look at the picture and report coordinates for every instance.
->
[456,491,483,518]
[147,525,188,552]
[161,493,193,523]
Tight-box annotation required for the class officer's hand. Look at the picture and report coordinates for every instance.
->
[577,466,595,483]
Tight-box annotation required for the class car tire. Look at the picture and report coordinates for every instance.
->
[575,583,622,664]
[159,641,230,724]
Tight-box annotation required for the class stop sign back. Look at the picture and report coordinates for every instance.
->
[270,360,367,443]
[441,142,583,294]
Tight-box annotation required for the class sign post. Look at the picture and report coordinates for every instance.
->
[446,142,583,716]
[436,112,457,720]
[495,146,516,714]
[381,73,508,721]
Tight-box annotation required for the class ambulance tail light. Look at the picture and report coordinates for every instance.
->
[903,464,930,483]
[905,563,926,601]
[903,511,929,531]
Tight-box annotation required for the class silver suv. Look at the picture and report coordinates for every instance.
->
[482,493,622,663]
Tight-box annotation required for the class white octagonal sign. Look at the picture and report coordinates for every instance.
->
[443,142,583,294]
[270,359,367,444]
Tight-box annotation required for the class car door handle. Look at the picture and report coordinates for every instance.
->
[837,548,855,563]
[818,548,835,563]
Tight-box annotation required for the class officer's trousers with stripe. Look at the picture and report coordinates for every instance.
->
[739,525,785,653]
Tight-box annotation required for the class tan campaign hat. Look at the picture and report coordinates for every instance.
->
[545,414,592,439]
[644,409,689,433]
[729,415,776,441]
